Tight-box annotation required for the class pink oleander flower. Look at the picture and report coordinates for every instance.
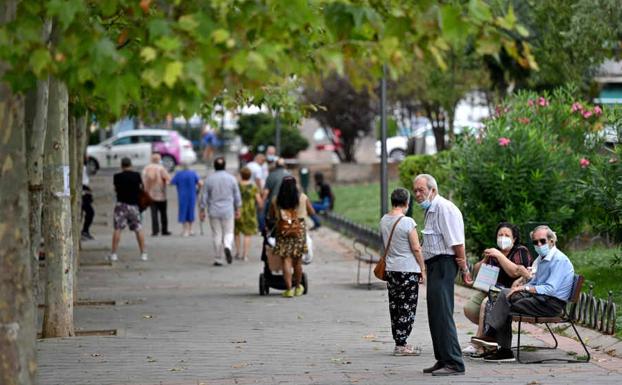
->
[580,158,590,168]
[528,99,534,107]
[538,97,549,107]
[498,137,511,147]
[518,117,530,124]
[583,110,593,119]
[571,102,583,112]
[594,106,603,116]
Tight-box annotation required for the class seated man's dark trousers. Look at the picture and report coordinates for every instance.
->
[487,288,566,349]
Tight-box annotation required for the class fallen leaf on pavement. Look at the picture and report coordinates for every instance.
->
[142,315,153,319]
[363,334,376,340]
[232,362,248,369]
[90,353,101,357]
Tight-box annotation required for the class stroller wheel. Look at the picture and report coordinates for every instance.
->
[259,273,268,295]
[302,273,308,295]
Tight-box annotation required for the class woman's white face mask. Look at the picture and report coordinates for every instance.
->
[497,236,513,250]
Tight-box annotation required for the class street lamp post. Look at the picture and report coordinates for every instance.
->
[380,64,388,217]
[275,107,281,156]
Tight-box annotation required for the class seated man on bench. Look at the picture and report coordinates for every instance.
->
[477,225,575,362]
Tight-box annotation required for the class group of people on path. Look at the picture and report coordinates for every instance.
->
[100,155,577,375]
[106,150,333,278]
[380,173,576,375]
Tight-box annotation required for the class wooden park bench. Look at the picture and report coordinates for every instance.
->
[353,239,381,290]
[511,274,591,363]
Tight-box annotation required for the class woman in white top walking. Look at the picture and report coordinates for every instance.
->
[380,188,426,356]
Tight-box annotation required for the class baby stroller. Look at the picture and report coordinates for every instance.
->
[258,231,308,296]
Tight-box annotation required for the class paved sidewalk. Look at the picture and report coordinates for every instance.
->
[36,169,622,385]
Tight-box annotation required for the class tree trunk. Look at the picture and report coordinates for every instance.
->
[74,113,88,287]
[42,77,75,338]
[25,77,49,323]
[68,114,80,302]
[0,0,38,382]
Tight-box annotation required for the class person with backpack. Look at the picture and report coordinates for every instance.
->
[268,176,316,298]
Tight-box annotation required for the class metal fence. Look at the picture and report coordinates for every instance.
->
[321,212,383,251]
[322,211,617,335]
[570,285,618,335]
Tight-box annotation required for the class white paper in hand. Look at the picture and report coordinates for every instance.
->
[473,264,500,292]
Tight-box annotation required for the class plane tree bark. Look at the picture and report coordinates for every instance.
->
[41,77,75,338]
[0,1,38,383]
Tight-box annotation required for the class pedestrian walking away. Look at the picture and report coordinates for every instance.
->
[380,188,426,356]
[413,173,472,376]
[81,161,95,240]
[109,157,148,262]
[200,156,241,266]
[170,162,202,237]
[261,157,290,234]
[246,153,267,232]
[234,166,263,261]
[142,152,172,236]
[267,176,316,298]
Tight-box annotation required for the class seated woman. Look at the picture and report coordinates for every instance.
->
[462,222,533,356]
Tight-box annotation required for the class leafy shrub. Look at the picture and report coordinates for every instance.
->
[398,151,452,191]
[251,124,309,158]
[451,88,604,252]
[237,112,309,158]
[579,107,622,242]
[237,113,273,146]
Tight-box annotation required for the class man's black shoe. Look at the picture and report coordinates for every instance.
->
[225,248,233,264]
[213,261,224,266]
[310,224,321,231]
[483,348,515,362]
[151,232,159,237]
[423,361,444,374]
[162,231,172,236]
[468,348,497,361]
[431,366,465,376]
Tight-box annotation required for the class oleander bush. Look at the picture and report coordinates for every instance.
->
[451,88,607,252]
[578,107,622,243]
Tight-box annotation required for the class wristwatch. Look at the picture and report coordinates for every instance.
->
[460,266,470,274]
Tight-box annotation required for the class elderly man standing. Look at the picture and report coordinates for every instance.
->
[142,152,171,236]
[200,157,241,266]
[479,225,575,362]
[413,174,472,376]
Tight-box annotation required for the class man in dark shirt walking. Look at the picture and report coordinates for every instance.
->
[109,157,147,262]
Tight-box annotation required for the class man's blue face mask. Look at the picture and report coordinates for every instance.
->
[418,190,432,209]
[534,243,550,257]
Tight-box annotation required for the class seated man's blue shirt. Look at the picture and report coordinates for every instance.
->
[528,246,574,301]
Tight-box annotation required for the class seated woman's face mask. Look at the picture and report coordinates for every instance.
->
[497,236,513,250]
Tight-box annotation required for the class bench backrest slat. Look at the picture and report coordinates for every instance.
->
[570,274,584,304]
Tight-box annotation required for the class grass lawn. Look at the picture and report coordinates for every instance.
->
[331,179,425,229]
[330,180,622,339]
[567,246,622,338]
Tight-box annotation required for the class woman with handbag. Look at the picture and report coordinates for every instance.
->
[379,188,426,356]
[268,176,316,298]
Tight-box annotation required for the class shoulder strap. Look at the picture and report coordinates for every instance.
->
[381,216,404,260]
